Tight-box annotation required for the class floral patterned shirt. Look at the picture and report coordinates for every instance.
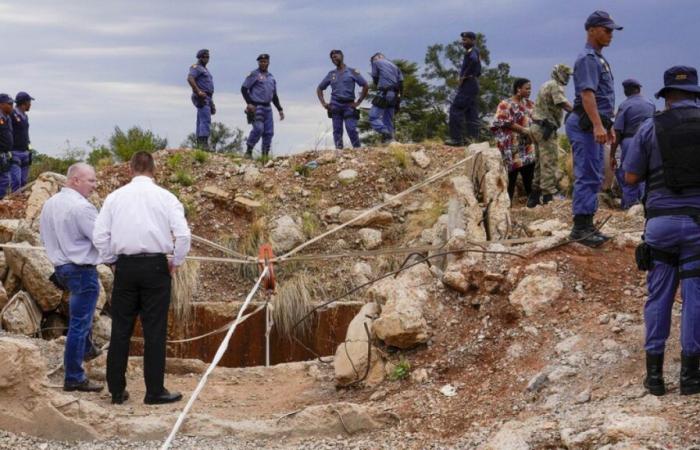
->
[491,97,535,172]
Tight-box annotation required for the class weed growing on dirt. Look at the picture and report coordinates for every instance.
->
[236,218,268,280]
[293,164,312,177]
[192,149,209,163]
[391,146,410,169]
[389,358,411,381]
[174,169,194,186]
[167,152,188,170]
[301,212,320,238]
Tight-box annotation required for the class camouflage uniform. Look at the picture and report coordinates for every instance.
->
[531,64,573,196]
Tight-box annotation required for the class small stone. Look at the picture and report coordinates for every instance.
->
[338,169,358,183]
[358,228,382,250]
[575,388,591,404]
[440,384,457,397]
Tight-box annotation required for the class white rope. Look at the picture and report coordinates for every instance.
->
[160,265,270,450]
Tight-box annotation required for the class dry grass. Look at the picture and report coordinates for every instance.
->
[390,146,411,169]
[235,218,268,280]
[404,191,447,241]
[171,259,200,328]
[271,271,317,341]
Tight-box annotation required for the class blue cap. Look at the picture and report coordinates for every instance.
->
[196,49,209,58]
[655,66,700,99]
[622,79,641,89]
[15,91,34,103]
[256,53,270,61]
[460,31,476,39]
[585,10,623,30]
[0,93,13,104]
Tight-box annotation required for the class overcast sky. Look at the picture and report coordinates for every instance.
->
[0,0,696,156]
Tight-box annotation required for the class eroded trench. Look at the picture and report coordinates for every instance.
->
[131,302,361,367]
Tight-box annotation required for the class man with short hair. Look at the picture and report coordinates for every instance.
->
[0,94,14,199]
[368,52,403,143]
[10,91,35,191]
[40,163,103,393]
[241,53,285,159]
[611,79,655,209]
[187,49,215,150]
[446,31,482,146]
[624,66,700,397]
[528,64,573,208]
[317,50,369,149]
[93,151,191,405]
[565,10,622,247]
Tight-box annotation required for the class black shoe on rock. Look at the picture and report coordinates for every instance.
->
[680,353,700,396]
[643,352,666,396]
[570,215,607,248]
[144,389,183,405]
[526,191,541,208]
[444,139,463,147]
[112,390,130,404]
[63,379,104,393]
[542,194,553,205]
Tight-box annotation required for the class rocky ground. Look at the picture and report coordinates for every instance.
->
[1,143,698,449]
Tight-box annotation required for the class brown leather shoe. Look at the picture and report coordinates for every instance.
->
[63,379,103,393]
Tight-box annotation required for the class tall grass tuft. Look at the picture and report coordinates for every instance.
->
[171,259,200,329]
[271,271,316,342]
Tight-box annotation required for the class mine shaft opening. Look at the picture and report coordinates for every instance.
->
[130,302,362,368]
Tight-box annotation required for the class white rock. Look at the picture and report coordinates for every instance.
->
[334,303,383,386]
[243,165,262,184]
[1,291,42,335]
[410,150,431,168]
[351,262,373,286]
[358,228,382,250]
[604,413,668,440]
[439,384,457,397]
[270,215,304,253]
[509,274,563,316]
[338,169,358,183]
[526,219,568,237]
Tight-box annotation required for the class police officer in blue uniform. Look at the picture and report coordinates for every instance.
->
[316,50,369,149]
[611,79,655,209]
[624,66,700,397]
[369,52,403,143]
[10,91,34,191]
[187,49,215,150]
[565,11,622,247]
[446,31,482,146]
[0,94,14,199]
[241,54,285,159]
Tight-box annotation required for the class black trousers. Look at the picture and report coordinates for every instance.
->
[507,163,535,200]
[448,81,480,143]
[106,254,171,396]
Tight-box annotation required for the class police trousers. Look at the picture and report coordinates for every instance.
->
[10,149,31,191]
[369,91,397,138]
[644,216,700,355]
[193,95,212,138]
[330,102,360,149]
[246,105,274,151]
[565,112,604,216]
[614,138,644,209]
[448,80,479,143]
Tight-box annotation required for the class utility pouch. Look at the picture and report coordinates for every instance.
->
[635,242,653,271]
[371,95,388,108]
[0,153,9,173]
[245,109,255,124]
[326,109,333,119]
[541,120,557,141]
[353,108,361,120]
[576,107,613,133]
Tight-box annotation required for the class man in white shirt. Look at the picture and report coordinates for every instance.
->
[39,163,103,393]
[93,151,191,405]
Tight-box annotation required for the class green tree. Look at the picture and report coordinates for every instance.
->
[86,136,113,168]
[423,33,514,139]
[182,122,245,153]
[109,126,167,161]
[359,59,447,144]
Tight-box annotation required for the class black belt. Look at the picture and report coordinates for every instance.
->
[57,262,95,269]
[334,98,355,104]
[646,207,700,219]
[251,101,271,107]
[118,253,165,259]
[378,86,398,93]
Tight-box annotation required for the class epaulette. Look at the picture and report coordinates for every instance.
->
[191,64,198,68]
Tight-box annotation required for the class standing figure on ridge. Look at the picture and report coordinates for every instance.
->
[187,49,215,150]
[0,94,14,199]
[528,64,573,208]
[446,31,482,146]
[241,54,284,159]
[611,78,655,209]
[623,66,700,397]
[565,11,622,247]
[317,50,368,150]
[368,52,403,143]
[10,91,34,191]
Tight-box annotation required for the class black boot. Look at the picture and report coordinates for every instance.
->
[542,193,553,205]
[643,352,666,396]
[244,145,253,159]
[196,136,209,151]
[261,147,270,159]
[680,353,700,395]
[588,215,611,242]
[570,215,607,248]
[526,191,541,208]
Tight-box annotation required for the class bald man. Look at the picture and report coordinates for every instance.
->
[40,163,103,393]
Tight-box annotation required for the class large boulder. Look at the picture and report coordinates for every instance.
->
[509,273,563,316]
[1,291,42,335]
[334,303,384,386]
[370,264,432,349]
[4,242,63,312]
[97,265,114,306]
[270,215,305,253]
[0,219,20,243]
[0,280,7,310]
[25,172,66,228]
[464,143,510,240]
[450,176,486,242]
[0,251,7,281]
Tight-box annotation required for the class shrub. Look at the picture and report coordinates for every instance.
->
[109,126,167,162]
[174,169,193,186]
[388,358,411,381]
[192,149,209,163]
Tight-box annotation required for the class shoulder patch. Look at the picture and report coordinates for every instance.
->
[191,64,197,68]
[353,68,360,75]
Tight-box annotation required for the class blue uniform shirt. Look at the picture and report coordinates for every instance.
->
[371,59,403,90]
[623,99,700,210]
[0,112,13,153]
[188,63,214,95]
[460,47,481,79]
[242,69,277,104]
[10,109,29,151]
[613,94,655,137]
[572,43,616,116]
[318,67,368,102]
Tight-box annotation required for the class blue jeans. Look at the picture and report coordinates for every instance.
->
[645,216,700,355]
[566,113,604,216]
[55,264,99,384]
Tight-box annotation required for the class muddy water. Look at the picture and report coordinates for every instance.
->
[132,302,361,367]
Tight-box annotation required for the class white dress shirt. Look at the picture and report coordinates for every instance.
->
[92,176,191,265]
[39,187,100,266]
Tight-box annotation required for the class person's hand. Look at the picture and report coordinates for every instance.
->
[246,104,256,113]
[351,101,361,109]
[197,90,207,98]
[593,124,607,144]
[321,102,329,110]
[608,129,616,146]
[610,154,618,170]
[108,263,116,274]
[168,261,178,276]
[279,110,285,121]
